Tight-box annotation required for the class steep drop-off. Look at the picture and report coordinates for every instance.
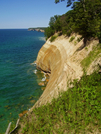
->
[30,34,100,111]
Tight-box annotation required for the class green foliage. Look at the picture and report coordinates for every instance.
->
[44,15,60,38]
[16,71,101,133]
[9,122,16,133]
[81,44,101,70]
[44,27,55,39]
[49,15,59,29]
[71,0,101,39]
[85,46,88,51]
[55,0,79,7]
[74,40,77,45]
[54,17,62,32]
[69,36,75,42]
[66,30,72,36]
[45,0,101,44]
[50,35,58,42]
[77,37,82,42]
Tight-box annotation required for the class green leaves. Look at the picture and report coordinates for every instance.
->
[44,27,55,39]
[50,35,58,42]
[69,36,75,42]
[55,0,80,7]
[17,72,101,133]
[53,0,101,43]
[44,15,60,38]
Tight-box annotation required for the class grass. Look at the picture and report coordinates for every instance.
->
[14,71,101,134]
[81,43,101,70]
[50,35,58,42]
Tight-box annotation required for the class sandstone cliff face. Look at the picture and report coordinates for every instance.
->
[30,34,100,111]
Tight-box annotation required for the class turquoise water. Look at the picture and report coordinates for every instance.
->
[0,29,45,133]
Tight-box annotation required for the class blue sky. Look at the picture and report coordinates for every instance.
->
[0,0,71,29]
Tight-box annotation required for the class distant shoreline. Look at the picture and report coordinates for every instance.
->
[28,27,46,32]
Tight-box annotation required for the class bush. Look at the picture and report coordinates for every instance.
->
[77,37,81,42]
[74,41,77,45]
[77,37,82,42]
[50,35,58,42]
[69,36,75,42]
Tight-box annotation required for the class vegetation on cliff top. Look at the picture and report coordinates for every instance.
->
[13,71,101,134]
[45,0,101,44]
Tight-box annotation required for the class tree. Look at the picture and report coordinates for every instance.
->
[54,17,62,32]
[55,0,81,7]
[45,0,101,44]
[73,0,101,36]
[44,27,55,39]
[44,15,60,38]
[49,15,60,32]
[55,0,101,44]
[49,15,59,27]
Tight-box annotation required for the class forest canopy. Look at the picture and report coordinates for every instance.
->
[45,0,101,43]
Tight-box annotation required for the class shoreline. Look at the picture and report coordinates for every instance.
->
[28,28,45,32]
[19,61,50,116]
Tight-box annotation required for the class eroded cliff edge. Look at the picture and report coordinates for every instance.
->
[30,34,101,111]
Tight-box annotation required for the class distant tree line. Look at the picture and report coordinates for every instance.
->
[45,0,101,43]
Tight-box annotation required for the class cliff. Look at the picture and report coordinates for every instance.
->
[28,27,46,32]
[30,33,101,111]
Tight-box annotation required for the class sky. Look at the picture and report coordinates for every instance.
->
[0,0,71,29]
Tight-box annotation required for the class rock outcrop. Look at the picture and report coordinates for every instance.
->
[28,28,45,32]
[30,34,100,111]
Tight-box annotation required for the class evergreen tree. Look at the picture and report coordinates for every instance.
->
[73,0,101,38]
[55,0,81,7]
[45,0,101,44]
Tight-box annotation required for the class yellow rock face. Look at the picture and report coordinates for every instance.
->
[30,34,99,111]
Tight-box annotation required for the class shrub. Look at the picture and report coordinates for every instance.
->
[77,37,82,42]
[50,35,58,42]
[69,36,75,42]
[85,46,88,51]
[74,41,77,45]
